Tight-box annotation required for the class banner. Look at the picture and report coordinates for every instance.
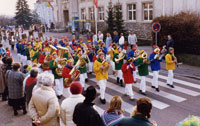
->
[94,0,98,8]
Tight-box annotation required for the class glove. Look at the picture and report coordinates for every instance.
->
[126,65,130,69]
[58,64,62,68]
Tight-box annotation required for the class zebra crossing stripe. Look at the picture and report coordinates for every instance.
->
[89,78,170,110]
[109,75,186,103]
[85,83,136,114]
[148,72,200,90]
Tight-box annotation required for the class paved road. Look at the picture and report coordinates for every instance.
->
[0,31,200,126]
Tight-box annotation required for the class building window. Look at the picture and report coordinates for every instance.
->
[98,7,104,21]
[89,7,94,20]
[143,3,153,21]
[81,8,86,20]
[128,4,136,21]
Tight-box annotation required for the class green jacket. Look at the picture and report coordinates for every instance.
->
[118,114,152,126]
[32,52,39,62]
[74,56,87,74]
[63,53,69,59]
[49,60,62,79]
[113,53,125,70]
[137,58,149,76]
[25,48,30,60]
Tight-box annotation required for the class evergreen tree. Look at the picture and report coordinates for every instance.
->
[106,1,115,34]
[31,11,41,24]
[15,0,32,29]
[114,3,126,35]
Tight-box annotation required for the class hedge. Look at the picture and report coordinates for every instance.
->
[152,12,200,55]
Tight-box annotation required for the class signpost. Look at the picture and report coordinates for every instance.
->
[152,23,161,45]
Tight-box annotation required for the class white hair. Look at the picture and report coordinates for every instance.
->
[38,72,55,86]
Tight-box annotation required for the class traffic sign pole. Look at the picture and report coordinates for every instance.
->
[155,32,157,45]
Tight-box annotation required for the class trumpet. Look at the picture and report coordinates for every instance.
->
[42,45,57,69]
[154,48,161,60]
[101,60,110,74]
[142,52,149,64]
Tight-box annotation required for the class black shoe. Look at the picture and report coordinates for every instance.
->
[14,111,18,116]
[151,86,156,89]
[156,88,160,92]
[139,90,146,95]
[170,85,174,88]
[120,80,123,87]
[167,84,171,87]
[117,78,119,84]
[89,72,92,74]
[85,79,88,83]
[57,96,61,99]
[100,98,106,104]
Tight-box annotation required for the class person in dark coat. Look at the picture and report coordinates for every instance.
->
[113,31,119,44]
[73,86,103,126]
[25,68,38,105]
[166,35,174,50]
[118,97,157,126]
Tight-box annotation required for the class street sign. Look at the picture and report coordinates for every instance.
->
[152,23,161,45]
[152,23,161,33]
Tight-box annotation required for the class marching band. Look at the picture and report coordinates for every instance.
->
[6,30,178,103]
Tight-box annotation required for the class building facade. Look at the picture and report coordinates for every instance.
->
[55,0,200,39]
[34,0,55,28]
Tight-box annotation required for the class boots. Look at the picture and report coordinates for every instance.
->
[117,77,119,84]
[120,80,123,87]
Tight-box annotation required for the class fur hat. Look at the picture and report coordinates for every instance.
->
[70,81,82,94]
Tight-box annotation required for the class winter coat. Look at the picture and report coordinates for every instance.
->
[93,58,108,81]
[6,70,25,99]
[113,35,119,43]
[29,85,60,126]
[60,94,85,126]
[0,63,7,93]
[165,53,175,70]
[149,53,162,71]
[121,63,136,84]
[166,39,174,50]
[25,77,37,105]
[137,58,149,76]
[73,100,103,126]
[118,114,152,126]
[119,36,125,45]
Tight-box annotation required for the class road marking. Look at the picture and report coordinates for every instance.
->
[85,83,135,114]
[89,78,169,110]
[109,75,186,103]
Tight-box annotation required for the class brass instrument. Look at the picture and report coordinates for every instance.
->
[64,61,81,87]
[115,52,125,63]
[155,48,161,60]
[141,52,149,64]
[55,46,69,76]
[42,45,57,69]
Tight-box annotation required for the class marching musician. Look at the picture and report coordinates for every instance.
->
[25,42,32,65]
[165,47,176,88]
[137,50,150,95]
[62,58,74,97]
[32,47,47,66]
[49,52,64,99]
[63,46,71,59]
[88,46,95,74]
[149,45,163,92]
[113,47,126,87]
[93,52,110,104]
[121,57,136,100]
[74,48,88,90]
[108,43,118,75]
[30,45,38,63]
[128,44,138,83]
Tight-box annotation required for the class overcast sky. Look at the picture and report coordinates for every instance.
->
[0,0,37,16]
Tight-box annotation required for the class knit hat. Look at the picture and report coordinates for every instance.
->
[70,81,82,94]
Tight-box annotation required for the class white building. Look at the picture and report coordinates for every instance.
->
[34,0,55,28]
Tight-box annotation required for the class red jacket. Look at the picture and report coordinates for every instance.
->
[62,66,72,78]
[38,53,46,64]
[121,63,136,84]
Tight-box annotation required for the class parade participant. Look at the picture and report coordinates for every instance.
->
[113,47,126,87]
[108,43,118,75]
[49,52,64,99]
[93,52,110,104]
[165,47,176,88]
[128,44,138,83]
[53,38,58,48]
[63,47,71,59]
[32,47,47,66]
[137,50,150,95]
[20,40,26,65]
[88,47,95,74]
[25,42,32,65]
[149,46,163,92]
[62,58,75,97]
[60,82,85,126]
[74,48,88,90]
[121,57,136,100]
[30,45,38,63]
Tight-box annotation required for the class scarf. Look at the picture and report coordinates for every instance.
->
[102,110,123,126]
[26,77,37,87]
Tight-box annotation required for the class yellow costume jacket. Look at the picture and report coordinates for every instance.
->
[165,53,175,70]
[93,58,108,81]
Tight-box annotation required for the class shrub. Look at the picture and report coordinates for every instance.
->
[152,12,200,55]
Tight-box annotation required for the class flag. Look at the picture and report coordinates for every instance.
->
[94,0,98,8]
[42,2,52,8]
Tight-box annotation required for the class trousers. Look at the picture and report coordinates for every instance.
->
[97,79,107,99]
[167,70,174,85]
[54,78,64,96]
[140,76,146,92]
[152,71,159,88]
[125,84,134,98]
[116,70,123,80]
[80,73,87,89]
[88,62,93,72]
